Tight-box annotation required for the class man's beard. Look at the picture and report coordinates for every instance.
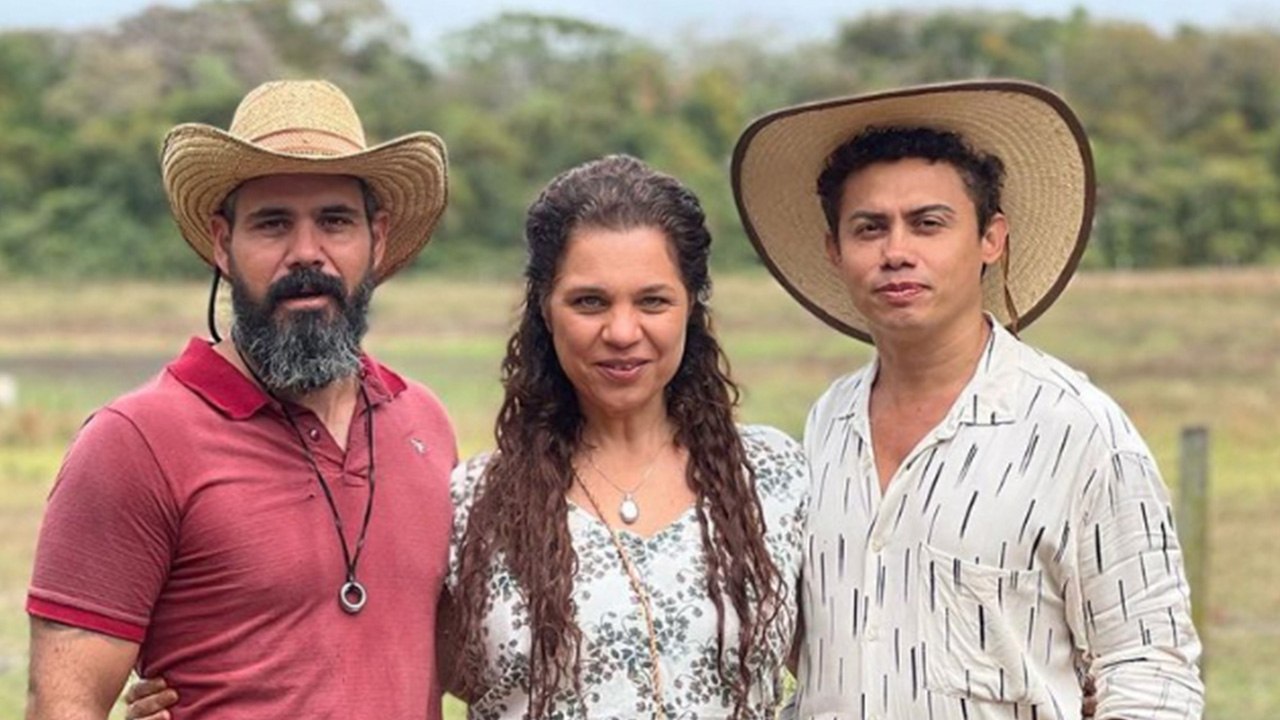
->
[229,265,374,396]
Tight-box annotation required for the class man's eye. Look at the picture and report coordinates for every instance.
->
[320,216,356,229]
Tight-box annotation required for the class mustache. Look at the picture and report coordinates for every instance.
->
[266,267,348,309]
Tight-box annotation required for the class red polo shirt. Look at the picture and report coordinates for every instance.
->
[29,339,456,719]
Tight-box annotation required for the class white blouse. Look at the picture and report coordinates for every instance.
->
[447,425,810,719]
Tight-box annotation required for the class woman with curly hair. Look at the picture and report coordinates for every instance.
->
[442,154,807,719]
[123,154,807,719]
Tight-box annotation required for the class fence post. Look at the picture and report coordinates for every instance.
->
[1177,426,1209,678]
[0,372,16,409]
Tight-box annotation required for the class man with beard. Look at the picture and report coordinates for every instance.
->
[25,80,455,719]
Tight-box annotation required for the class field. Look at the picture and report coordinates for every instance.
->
[1,269,1276,718]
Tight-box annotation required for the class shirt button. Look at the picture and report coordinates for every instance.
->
[307,428,321,441]
[865,624,880,641]
[871,538,885,553]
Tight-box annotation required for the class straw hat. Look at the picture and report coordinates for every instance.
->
[731,80,1094,342]
[161,79,448,282]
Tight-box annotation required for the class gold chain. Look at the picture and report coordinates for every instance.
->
[574,472,668,720]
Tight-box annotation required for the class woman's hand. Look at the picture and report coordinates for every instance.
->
[123,675,179,720]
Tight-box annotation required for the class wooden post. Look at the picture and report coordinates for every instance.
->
[0,372,16,409]
[1177,426,1209,676]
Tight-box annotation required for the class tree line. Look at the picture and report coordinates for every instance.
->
[2,0,1278,278]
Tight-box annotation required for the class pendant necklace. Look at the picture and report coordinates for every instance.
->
[236,347,376,615]
[582,440,667,525]
[574,473,668,719]
[279,390,376,614]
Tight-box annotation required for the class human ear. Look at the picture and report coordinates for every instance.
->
[824,230,841,267]
[980,213,1008,266]
[209,214,233,276]
[370,209,390,270]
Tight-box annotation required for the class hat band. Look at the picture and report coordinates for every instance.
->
[251,128,365,156]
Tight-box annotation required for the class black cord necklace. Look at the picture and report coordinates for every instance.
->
[234,344,376,615]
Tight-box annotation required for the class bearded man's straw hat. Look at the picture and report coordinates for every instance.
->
[731,80,1095,342]
[161,79,448,281]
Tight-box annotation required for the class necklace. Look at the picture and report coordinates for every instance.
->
[279,390,376,614]
[574,474,668,720]
[582,441,666,525]
[234,346,376,615]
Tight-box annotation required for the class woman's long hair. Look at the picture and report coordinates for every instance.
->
[454,155,782,717]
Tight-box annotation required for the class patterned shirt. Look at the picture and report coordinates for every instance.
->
[447,425,809,719]
[794,321,1203,720]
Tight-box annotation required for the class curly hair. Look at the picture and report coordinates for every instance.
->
[453,154,783,717]
[817,125,1006,235]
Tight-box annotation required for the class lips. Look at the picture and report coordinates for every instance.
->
[280,285,324,300]
[596,358,649,381]
[875,281,927,305]
[277,281,336,302]
[279,293,333,309]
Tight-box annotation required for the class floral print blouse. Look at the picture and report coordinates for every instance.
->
[446,425,810,719]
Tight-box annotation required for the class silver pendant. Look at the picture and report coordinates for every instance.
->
[619,494,640,524]
[340,580,367,614]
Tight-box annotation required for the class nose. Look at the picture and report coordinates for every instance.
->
[283,220,326,269]
[880,223,913,269]
[602,305,642,347]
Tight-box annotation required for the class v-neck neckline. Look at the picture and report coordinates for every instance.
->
[566,499,698,543]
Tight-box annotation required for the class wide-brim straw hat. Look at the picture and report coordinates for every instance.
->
[731,80,1094,342]
[161,79,448,282]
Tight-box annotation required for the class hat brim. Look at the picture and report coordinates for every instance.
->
[161,124,448,282]
[731,80,1095,342]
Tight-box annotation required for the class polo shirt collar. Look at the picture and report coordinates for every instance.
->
[167,338,407,421]
[360,353,407,406]
[837,314,1021,436]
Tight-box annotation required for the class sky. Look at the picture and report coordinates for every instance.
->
[1,0,1277,40]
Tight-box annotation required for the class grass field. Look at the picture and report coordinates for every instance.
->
[1,268,1276,718]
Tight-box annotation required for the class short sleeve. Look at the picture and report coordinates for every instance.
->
[445,452,493,594]
[741,424,811,580]
[27,408,181,642]
[742,424,811,524]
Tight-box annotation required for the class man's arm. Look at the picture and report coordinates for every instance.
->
[27,618,140,720]
[27,409,178,719]
[1075,449,1204,718]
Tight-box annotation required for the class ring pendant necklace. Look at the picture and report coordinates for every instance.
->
[237,347,376,615]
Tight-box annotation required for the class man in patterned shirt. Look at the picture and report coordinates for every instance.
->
[732,81,1204,719]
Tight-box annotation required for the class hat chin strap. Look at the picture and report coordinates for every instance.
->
[207,266,223,343]
[1000,245,1020,337]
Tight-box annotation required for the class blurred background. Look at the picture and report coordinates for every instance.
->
[1,0,1276,717]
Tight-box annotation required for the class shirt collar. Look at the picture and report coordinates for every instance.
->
[836,314,1021,434]
[166,338,407,420]
[954,317,1021,428]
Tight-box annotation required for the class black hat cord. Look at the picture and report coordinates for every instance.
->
[207,267,224,344]
[232,339,377,615]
